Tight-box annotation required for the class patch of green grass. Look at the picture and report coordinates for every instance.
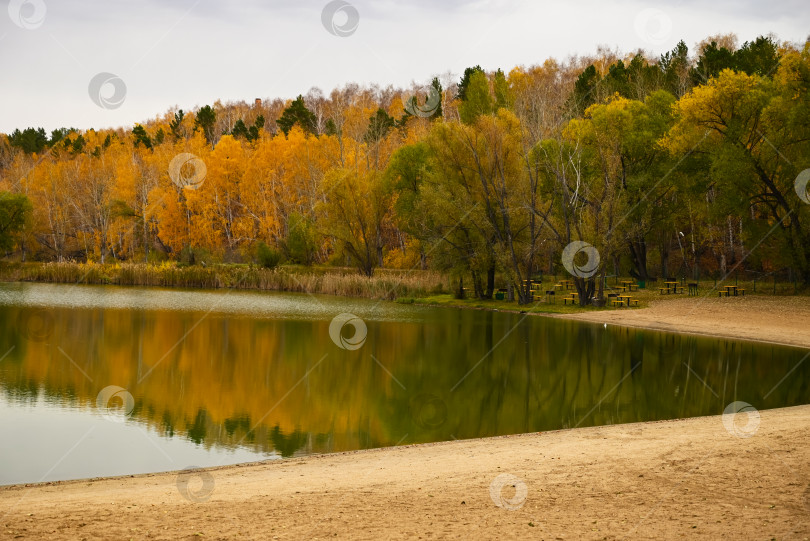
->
[413,294,611,314]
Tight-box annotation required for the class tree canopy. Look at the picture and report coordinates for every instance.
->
[1,34,808,292]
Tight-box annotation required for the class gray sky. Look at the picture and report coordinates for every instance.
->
[1,0,808,133]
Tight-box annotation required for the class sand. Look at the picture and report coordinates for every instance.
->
[1,406,808,540]
[565,295,810,349]
[2,296,809,540]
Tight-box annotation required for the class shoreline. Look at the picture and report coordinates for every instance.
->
[561,295,810,350]
[556,314,810,350]
[0,406,801,491]
[2,281,809,538]
[415,298,810,350]
[5,277,809,350]
[3,405,808,539]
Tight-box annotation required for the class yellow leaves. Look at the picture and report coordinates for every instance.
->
[383,236,422,269]
[566,97,645,152]
[663,69,768,155]
[319,168,394,274]
[150,186,189,252]
[387,95,406,119]
[772,44,810,98]
[507,60,560,96]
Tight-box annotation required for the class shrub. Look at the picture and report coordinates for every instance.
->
[256,242,282,269]
[178,246,213,266]
[284,213,317,265]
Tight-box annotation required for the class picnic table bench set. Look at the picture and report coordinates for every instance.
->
[659,281,685,295]
[718,284,745,297]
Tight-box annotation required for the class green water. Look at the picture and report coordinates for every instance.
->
[0,282,807,485]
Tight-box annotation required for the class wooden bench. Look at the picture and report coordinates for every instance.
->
[737,289,745,296]
[629,299,640,307]
[659,287,670,294]
[611,300,625,307]
[563,297,576,305]
[675,287,685,294]
[718,290,729,297]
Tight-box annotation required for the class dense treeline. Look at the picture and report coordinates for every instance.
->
[1,33,809,303]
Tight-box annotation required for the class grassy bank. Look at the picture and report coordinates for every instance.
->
[403,294,609,315]
[1,262,805,309]
[401,274,808,315]
[0,262,449,300]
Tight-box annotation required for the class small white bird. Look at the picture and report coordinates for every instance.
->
[604,323,607,329]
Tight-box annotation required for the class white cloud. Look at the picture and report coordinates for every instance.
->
[1,0,808,132]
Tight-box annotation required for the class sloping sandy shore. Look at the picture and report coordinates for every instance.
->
[565,295,810,349]
[1,405,808,540]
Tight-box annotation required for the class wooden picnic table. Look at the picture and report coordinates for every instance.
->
[664,281,681,294]
[618,295,632,306]
[720,285,744,297]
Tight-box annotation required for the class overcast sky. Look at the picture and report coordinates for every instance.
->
[1,0,808,133]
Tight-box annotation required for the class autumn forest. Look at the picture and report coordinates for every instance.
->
[1,34,809,304]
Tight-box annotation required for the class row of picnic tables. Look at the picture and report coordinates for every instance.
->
[485,278,743,305]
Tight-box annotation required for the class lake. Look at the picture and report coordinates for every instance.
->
[1,282,808,485]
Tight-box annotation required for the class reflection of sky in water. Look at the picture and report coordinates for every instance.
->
[0,282,429,323]
[0,397,275,486]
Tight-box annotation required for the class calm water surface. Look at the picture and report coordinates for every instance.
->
[1,282,808,485]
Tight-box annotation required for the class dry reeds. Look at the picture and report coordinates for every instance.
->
[1,262,448,300]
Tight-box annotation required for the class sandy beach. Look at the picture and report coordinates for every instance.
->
[0,405,807,540]
[565,295,810,349]
[1,296,809,540]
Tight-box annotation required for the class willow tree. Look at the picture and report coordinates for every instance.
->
[421,110,544,303]
[317,168,394,276]
[574,92,678,282]
[665,49,810,285]
[559,98,642,305]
